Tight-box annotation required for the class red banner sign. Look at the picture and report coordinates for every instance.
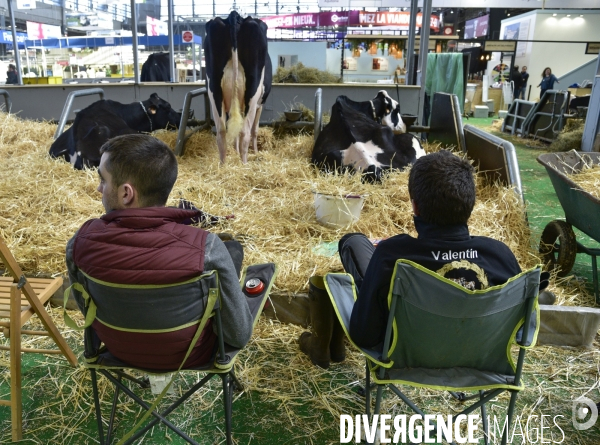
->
[357,12,439,31]
[261,11,439,30]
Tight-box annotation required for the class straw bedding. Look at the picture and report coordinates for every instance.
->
[569,164,600,200]
[0,111,598,443]
[0,111,536,292]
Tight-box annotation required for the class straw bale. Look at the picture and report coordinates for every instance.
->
[273,63,341,84]
[491,118,504,131]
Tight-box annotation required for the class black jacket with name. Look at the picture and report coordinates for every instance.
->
[349,217,522,348]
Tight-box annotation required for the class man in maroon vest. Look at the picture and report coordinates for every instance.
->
[66,134,252,369]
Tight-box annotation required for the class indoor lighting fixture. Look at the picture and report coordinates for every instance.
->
[580,14,584,17]
[552,13,557,16]
[567,14,571,17]
[507,13,511,17]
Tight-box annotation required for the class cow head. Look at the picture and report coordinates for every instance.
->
[144,93,182,130]
[375,91,406,133]
[382,104,406,133]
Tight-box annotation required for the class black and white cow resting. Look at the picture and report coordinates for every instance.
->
[49,93,182,169]
[312,97,425,182]
[337,91,406,133]
[204,11,272,164]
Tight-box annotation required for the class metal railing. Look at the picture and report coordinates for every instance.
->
[314,88,322,141]
[174,87,210,156]
[53,88,105,139]
[0,90,12,114]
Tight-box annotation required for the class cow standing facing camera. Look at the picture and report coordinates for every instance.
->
[204,11,272,164]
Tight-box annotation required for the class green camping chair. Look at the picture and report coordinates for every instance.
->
[65,263,276,445]
[324,259,541,445]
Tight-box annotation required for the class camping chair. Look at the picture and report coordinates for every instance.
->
[324,260,541,445]
[0,237,78,441]
[64,263,276,445]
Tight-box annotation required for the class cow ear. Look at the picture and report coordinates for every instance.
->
[148,106,157,114]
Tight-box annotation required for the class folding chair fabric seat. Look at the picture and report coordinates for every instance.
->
[325,260,541,445]
[73,271,218,370]
[67,262,276,445]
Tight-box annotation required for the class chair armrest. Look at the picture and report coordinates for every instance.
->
[324,273,392,367]
[515,306,540,348]
[240,263,277,322]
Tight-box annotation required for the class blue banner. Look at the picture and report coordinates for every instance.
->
[8,34,201,49]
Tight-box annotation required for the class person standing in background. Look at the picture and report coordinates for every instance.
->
[519,66,529,99]
[5,64,18,84]
[538,67,559,99]
[510,65,524,101]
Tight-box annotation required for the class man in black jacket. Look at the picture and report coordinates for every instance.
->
[339,150,522,349]
[511,65,524,101]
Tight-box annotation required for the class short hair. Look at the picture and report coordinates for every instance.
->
[408,150,476,226]
[514,65,519,71]
[8,64,15,70]
[99,134,177,207]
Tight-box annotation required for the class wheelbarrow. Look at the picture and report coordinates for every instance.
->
[537,151,600,304]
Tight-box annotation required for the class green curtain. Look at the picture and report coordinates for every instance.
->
[425,53,465,119]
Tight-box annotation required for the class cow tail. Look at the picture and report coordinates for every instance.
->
[226,14,243,143]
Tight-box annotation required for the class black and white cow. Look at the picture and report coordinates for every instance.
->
[337,91,406,133]
[204,10,272,163]
[312,97,425,182]
[141,53,172,82]
[49,93,182,169]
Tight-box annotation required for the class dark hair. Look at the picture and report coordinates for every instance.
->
[8,64,15,70]
[408,150,476,226]
[99,134,177,207]
[541,67,552,77]
[514,65,519,71]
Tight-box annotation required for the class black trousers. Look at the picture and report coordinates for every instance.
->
[338,233,375,291]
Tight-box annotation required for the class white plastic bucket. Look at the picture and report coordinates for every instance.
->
[313,192,366,228]
[466,83,477,103]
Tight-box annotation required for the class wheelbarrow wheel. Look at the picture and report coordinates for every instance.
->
[539,220,577,277]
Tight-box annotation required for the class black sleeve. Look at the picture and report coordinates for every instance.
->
[349,243,394,348]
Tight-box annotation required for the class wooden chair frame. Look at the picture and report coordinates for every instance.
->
[0,237,77,441]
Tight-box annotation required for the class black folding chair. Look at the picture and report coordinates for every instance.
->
[65,263,276,445]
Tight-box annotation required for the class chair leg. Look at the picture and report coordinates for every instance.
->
[106,375,122,444]
[480,390,489,445]
[222,373,233,445]
[90,369,105,445]
[502,390,519,445]
[365,360,371,417]
[230,371,243,392]
[10,284,22,442]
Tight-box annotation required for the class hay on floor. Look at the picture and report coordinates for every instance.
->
[0,111,598,444]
